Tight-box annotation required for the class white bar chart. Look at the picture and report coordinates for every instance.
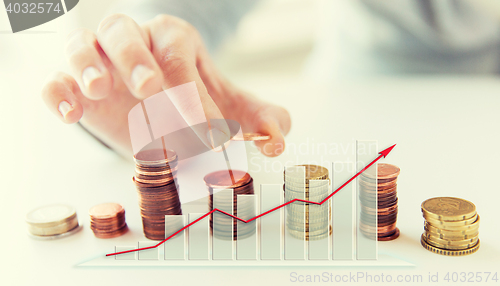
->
[80,143,411,267]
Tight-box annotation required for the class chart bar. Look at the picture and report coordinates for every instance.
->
[236,194,257,260]
[357,140,378,260]
[188,213,210,260]
[308,179,330,260]
[164,215,186,260]
[332,161,355,260]
[114,246,137,260]
[212,189,234,260]
[138,241,159,260]
[284,166,306,260]
[260,184,283,260]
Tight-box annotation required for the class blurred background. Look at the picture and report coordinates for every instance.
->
[2,1,500,284]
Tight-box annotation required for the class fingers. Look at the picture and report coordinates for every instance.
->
[97,14,163,99]
[146,15,231,150]
[253,106,291,157]
[41,72,84,124]
[65,28,113,100]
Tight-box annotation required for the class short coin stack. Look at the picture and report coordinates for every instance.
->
[359,163,401,241]
[421,197,480,256]
[284,165,331,241]
[89,203,128,238]
[204,170,255,240]
[26,204,81,239]
[133,148,182,240]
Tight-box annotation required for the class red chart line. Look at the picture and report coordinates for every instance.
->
[106,144,395,257]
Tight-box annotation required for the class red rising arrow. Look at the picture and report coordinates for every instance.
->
[106,144,396,257]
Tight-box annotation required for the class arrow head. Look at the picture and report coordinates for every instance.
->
[379,144,396,158]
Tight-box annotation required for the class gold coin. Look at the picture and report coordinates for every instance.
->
[421,234,480,256]
[285,165,329,181]
[424,222,479,235]
[426,215,480,231]
[424,213,478,227]
[423,235,479,250]
[26,204,78,229]
[424,232,478,246]
[424,226,478,240]
[421,197,476,221]
[27,217,79,236]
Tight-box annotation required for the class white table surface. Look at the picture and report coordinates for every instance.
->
[2,47,500,286]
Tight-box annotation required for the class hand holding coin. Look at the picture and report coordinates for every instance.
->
[41,14,290,158]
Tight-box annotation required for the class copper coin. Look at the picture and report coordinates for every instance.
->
[89,203,124,219]
[204,170,252,189]
[378,227,400,241]
[363,163,401,180]
[206,174,255,237]
[231,132,271,141]
[134,148,177,165]
[359,175,397,186]
[360,176,398,184]
[359,179,397,190]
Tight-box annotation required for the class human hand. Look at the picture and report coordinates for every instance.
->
[41,14,291,157]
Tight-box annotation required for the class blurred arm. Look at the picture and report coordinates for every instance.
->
[114,0,257,53]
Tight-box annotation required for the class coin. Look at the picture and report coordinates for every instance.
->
[204,170,252,189]
[134,148,177,165]
[284,164,330,241]
[426,215,480,231]
[424,213,478,228]
[231,132,271,141]
[421,197,476,221]
[285,165,329,181]
[421,235,480,256]
[133,148,182,240]
[420,197,480,255]
[378,227,400,241]
[424,222,479,236]
[362,163,400,180]
[26,204,80,238]
[423,235,478,250]
[423,232,478,246]
[89,203,128,239]
[205,170,255,240]
[359,163,401,241]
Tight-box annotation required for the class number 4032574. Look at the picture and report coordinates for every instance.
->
[444,272,498,283]
[6,2,62,14]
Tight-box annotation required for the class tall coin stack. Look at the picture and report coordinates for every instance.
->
[133,148,182,240]
[89,203,128,238]
[204,170,255,240]
[421,197,480,256]
[284,165,331,241]
[359,163,401,241]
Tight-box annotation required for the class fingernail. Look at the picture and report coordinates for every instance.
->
[82,66,102,89]
[207,128,230,150]
[131,65,155,91]
[58,101,73,119]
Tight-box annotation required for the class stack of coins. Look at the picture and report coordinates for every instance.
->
[421,197,480,256]
[204,170,255,240]
[26,204,81,239]
[133,148,182,240]
[284,165,331,241]
[359,163,401,241]
[89,203,128,238]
